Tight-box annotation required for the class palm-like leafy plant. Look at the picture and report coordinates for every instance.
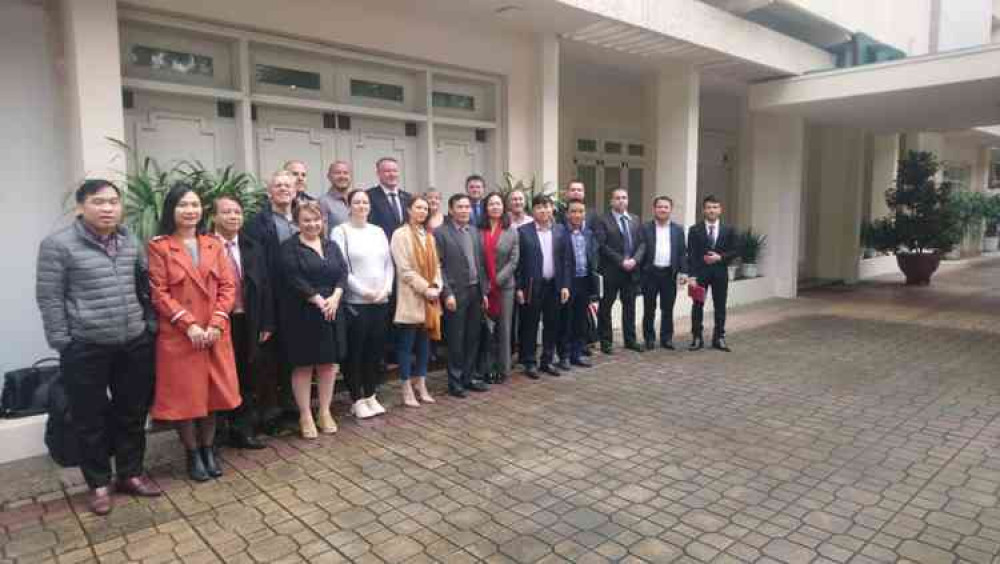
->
[496,172,555,203]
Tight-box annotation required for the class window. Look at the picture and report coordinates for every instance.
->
[433,91,475,111]
[577,139,598,153]
[604,141,622,155]
[255,65,321,91]
[350,79,404,103]
[130,45,213,77]
[628,143,645,157]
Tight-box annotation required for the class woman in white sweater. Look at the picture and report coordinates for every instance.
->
[332,190,394,419]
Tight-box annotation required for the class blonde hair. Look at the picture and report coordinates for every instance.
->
[293,200,324,224]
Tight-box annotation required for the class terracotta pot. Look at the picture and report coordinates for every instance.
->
[895,252,941,286]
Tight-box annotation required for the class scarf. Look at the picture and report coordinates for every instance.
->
[482,225,502,319]
[409,225,442,340]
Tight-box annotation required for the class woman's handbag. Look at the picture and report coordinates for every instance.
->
[1,358,61,418]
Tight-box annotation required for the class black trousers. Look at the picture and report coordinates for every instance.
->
[598,272,638,346]
[565,277,592,362]
[60,333,154,489]
[444,285,483,392]
[691,267,729,339]
[224,314,257,434]
[345,303,388,401]
[519,279,563,368]
[642,267,678,344]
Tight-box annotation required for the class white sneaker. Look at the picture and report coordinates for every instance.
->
[367,395,386,415]
[352,399,375,419]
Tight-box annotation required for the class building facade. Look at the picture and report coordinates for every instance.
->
[1,0,999,461]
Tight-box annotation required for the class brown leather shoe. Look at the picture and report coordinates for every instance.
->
[89,487,113,516]
[116,475,163,497]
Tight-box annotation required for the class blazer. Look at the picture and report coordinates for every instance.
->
[229,233,275,363]
[390,225,443,325]
[486,226,520,291]
[367,185,412,240]
[639,221,688,276]
[564,226,601,302]
[593,211,646,282]
[686,221,737,279]
[516,222,571,302]
[434,219,489,302]
[243,208,284,282]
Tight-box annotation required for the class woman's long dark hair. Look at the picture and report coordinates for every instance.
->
[478,191,511,230]
[158,183,204,236]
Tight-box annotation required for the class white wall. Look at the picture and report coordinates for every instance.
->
[786,0,933,55]
[0,0,71,373]
[935,0,994,51]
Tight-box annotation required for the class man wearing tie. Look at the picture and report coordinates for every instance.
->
[367,157,411,239]
[466,175,486,226]
[687,195,736,352]
[594,187,646,354]
[639,196,687,351]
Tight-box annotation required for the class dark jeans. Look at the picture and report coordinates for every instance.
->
[598,272,638,346]
[642,267,678,344]
[396,325,430,381]
[224,314,258,435]
[519,279,563,368]
[565,277,593,362]
[345,303,388,401]
[60,333,155,489]
[691,267,729,339]
[444,285,483,393]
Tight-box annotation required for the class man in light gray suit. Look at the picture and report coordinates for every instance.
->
[435,194,490,398]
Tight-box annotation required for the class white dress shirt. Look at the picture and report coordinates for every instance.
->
[653,222,672,268]
[537,223,555,280]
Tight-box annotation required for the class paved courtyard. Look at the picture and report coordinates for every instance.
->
[2,257,1000,564]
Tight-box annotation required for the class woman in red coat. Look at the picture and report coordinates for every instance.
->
[148,184,240,482]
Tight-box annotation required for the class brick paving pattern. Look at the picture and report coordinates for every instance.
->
[2,257,999,563]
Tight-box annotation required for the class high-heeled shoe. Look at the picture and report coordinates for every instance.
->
[414,377,435,404]
[300,415,318,439]
[199,446,223,478]
[187,449,210,482]
[316,410,338,434]
[401,380,420,408]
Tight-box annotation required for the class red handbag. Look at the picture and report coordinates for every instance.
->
[688,283,706,304]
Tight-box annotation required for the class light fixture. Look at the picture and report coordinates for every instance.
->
[495,4,523,17]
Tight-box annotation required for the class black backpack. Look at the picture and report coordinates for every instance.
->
[44,377,85,467]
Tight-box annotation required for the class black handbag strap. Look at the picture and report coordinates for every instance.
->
[31,358,59,369]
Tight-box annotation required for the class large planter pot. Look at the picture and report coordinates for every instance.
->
[896,252,941,286]
[741,263,759,278]
[943,248,961,261]
[983,236,999,253]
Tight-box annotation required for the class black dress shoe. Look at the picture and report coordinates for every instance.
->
[524,367,540,379]
[555,359,571,371]
[624,342,643,353]
[570,358,592,368]
[540,364,561,377]
[689,336,704,351]
[581,347,593,357]
[468,380,490,392]
[600,343,614,355]
[187,449,211,482]
[448,389,468,398]
[200,446,223,478]
[661,341,675,350]
[644,341,657,352]
[712,338,732,352]
[230,431,267,450]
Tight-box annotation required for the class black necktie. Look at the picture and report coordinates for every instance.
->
[708,224,716,248]
[389,192,402,224]
[619,215,633,256]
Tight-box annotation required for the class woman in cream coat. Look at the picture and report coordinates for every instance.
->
[390,196,443,407]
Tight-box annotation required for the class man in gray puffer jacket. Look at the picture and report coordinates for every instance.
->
[35,179,162,515]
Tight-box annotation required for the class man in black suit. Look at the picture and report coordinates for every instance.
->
[562,198,600,368]
[367,157,411,239]
[687,195,736,352]
[436,194,490,397]
[517,194,571,377]
[639,196,688,351]
[213,196,274,449]
[594,187,646,354]
[466,174,486,226]
[555,179,599,227]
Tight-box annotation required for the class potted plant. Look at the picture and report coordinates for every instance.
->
[880,151,961,285]
[859,220,876,259]
[982,193,1000,253]
[945,190,985,259]
[739,228,767,278]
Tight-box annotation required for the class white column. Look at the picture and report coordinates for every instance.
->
[652,63,700,228]
[62,0,125,180]
[750,114,805,298]
[537,33,560,192]
[809,126,866,284]
[734,99,754,229]
[869,134,899,220]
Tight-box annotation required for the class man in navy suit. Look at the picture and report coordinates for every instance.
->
[593,187,646,354]
[517,194,571,378]
[367,157,411,239]
[639,196,687,351]
[562,198,600,368]
[466,174,487,226]
[687,195,736,352]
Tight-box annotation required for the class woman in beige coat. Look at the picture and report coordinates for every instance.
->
[390,196,443,407]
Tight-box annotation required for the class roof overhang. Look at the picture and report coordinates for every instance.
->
[749,43,1000,133]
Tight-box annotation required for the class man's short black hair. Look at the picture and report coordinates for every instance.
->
[531,194,553,208]
[653,195,673,207]
[448,193,471,210]
[75,179,121,204]
[465,174,486,188]
[703,195,721,206]
[566,198,586,210]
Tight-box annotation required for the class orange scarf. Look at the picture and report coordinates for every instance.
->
[409,225,442,340]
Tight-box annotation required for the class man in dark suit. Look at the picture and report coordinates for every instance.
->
[562,198,600,368]
[687,195,736,352]
[466,174,487,226]
[517,194,571,377]
[436,194,490,397]
[213,196,274,449]
[555,179,599,227]
[594,187,646,354]
[367,157,411,239]
[639,196,688,351]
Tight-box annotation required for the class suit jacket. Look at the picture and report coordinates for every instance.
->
[243,208,283,281]
[686,221,736,279]
[593,211,646,282]
[516,222,571,303]
[639,221,688,276]
[487,226,520,291]
[367,185,412,240]
[232,234,275,363]
[564,226,601,301]
[434,219,488,302]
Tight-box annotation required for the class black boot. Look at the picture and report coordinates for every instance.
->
[187,449,210,482]
[689,335,705,351]
[199,446,223,478]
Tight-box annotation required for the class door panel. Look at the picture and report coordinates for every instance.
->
[125,93,239,173]
[350,119,418,192]
[435,126,487,200]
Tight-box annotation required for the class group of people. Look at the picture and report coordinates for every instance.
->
[34,156,736,516]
